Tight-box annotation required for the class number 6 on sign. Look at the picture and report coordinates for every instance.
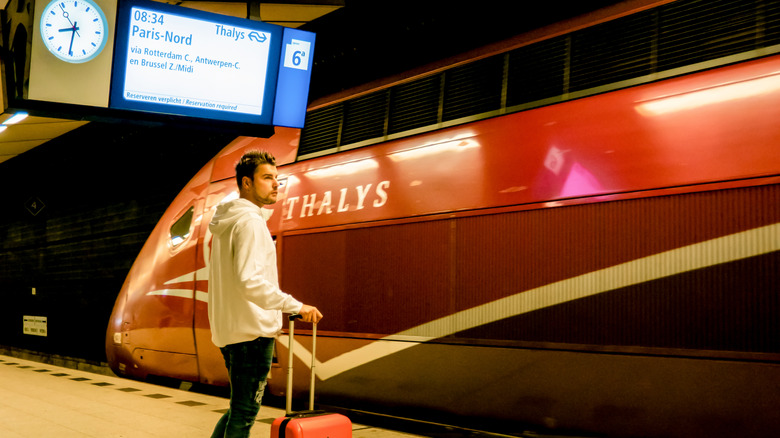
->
[283,39,311,70]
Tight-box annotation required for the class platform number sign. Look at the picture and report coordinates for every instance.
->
[273,28,315,128]
[25,196,46,216]
[284,39,311,70]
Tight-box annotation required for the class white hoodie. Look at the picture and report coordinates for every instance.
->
[208,198,302,348]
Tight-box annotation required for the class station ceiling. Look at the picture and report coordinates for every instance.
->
[0,0,623,165]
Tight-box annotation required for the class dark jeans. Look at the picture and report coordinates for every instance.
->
[210,336,275,438]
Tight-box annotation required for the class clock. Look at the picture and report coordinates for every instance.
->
[39,0,109,63]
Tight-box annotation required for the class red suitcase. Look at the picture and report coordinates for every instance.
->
[270,315,352,438]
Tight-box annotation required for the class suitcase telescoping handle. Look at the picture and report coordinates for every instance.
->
[286,314,317,415]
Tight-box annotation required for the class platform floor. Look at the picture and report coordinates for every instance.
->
[0,354,418,438]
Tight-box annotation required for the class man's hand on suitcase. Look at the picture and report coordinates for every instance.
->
[299,304,323,323]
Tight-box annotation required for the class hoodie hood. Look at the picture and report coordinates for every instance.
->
[210,198,273,236]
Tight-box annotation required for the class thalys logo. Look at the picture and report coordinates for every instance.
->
[281,181,390,219]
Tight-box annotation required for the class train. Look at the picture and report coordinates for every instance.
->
[106,1,780,437]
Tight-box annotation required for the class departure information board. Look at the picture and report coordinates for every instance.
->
[110,0,315,128]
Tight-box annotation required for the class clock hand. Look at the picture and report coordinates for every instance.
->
[59,5,74,26]
[59,5,81,37]
[69,23,76,56]
[59,22,79,33]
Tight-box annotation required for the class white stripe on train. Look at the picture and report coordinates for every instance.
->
[147,223,779,380]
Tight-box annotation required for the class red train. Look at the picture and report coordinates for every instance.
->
[106,1,780,436]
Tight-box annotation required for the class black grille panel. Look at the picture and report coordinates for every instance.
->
[388,75,441,135]
[298,0,780,158]
[442,56,504,121]
[658,0,764,71]
[299,104,342,156]
[764,1,780,45]
[570,10,657,91]
[507,36,568,106]
[341,91,388,146]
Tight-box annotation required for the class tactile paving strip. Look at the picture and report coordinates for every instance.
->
[0,356,261,421]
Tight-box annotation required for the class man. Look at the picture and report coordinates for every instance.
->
[208,150,322,438]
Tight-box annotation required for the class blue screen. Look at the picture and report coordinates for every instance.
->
[109,0,312,128]
[273,28,316,128]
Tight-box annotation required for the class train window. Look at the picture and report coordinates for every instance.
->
[170,206,194,247]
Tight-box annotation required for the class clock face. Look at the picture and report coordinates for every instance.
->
[39,0,109,63]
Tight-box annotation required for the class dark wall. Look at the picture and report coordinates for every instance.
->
[0,122,233,362]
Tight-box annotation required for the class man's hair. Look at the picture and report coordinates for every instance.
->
[235,150,277,188]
